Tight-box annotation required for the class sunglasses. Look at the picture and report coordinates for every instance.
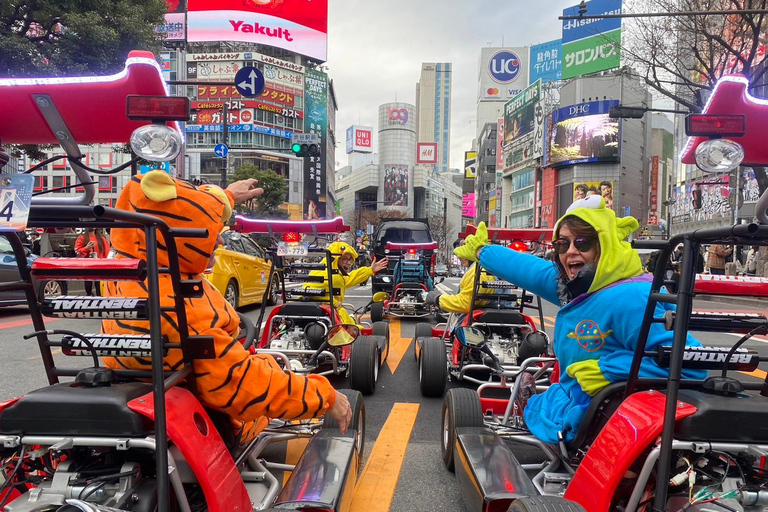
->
[552,237,598,254]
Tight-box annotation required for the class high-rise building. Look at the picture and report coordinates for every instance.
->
[416,63,452,174]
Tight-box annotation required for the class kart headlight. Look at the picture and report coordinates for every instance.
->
[694,138,744,174]
[130,125,182,162]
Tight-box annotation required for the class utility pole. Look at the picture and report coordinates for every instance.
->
[220,104,229,188]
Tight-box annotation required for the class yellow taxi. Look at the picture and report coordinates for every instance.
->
[205,230,278,309]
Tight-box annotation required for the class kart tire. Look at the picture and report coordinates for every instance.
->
[506,496,587,512]
[414,322,434,361]
[266,274,279,306]
[372,321,390,364]
[323,389,366,458]
[419,337,447,398]
[441,388,484,471]
[370,302,385,323]
[349,336,379,395]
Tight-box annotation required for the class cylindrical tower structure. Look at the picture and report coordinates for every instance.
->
[378,102,416,215]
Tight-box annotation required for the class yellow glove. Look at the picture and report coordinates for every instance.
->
[566,359,610,397]
[454,222,490,262]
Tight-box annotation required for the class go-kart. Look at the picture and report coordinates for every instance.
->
[0,52,364,512]
[370,241,439,322]
[414,228,553,398]
[231,217,390,395]
[438,75,768,512]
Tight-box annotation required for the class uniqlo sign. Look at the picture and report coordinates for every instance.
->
[345,125,373,153]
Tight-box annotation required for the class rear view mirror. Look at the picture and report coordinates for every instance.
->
[328,324,360,347]
[455,326,486,347]
[372,291,387,303]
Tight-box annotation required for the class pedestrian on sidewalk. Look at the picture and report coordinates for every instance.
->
[707,244,732,275]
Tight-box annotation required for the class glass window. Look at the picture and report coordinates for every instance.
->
[241,237,263,258]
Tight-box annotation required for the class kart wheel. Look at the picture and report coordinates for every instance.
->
[349,336,378,395]
[441,388,483,471]
[225,280,239,310]
[266,274,279,306]
[372,321,390,363]
[414,323,433,361]
[419,337,447,398]
[506,496,587,512]
[370,302,384,323]
[323,389,366,458]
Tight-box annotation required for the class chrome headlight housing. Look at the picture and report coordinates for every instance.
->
[130,125,182,162]
[694,138,744,174]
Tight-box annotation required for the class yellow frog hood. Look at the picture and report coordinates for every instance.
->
[554,195,643,293]
[326,241,358,269]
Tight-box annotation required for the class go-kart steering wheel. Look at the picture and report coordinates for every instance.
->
[237,312,257,350]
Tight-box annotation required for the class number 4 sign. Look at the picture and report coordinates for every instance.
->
[0,174,34,230]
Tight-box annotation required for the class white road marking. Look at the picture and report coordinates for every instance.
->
[723,332,768,345]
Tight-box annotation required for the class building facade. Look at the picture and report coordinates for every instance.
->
[378,102,417,215]
[415,63,452,174]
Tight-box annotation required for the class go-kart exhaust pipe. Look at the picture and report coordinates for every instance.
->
[454,427,538,512]
[273,430,359,511]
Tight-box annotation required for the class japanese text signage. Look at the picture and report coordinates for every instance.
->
[530,39,563,84]
[303,68,328,219]
[561,0,622,79]
[196,85,296,106]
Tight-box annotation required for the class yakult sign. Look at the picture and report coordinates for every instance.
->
[346,125,373,154]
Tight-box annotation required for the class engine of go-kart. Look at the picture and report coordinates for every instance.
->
[470,319,549,366]
[267,315,332,371]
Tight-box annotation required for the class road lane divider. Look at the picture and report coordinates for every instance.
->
[0,316,62,330]
[740,368,768,380]
[351,403,419,512]
[530,316,555,330]
[385,318,411,374]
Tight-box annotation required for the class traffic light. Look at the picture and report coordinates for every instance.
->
[609,106,646,119]
[291,143,320,157]
[692,188,703,210]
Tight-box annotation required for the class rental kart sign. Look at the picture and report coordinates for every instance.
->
[187,0,328,62]
[561,0,622,79]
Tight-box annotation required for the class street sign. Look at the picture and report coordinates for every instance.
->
[214,143,229,158]
[291,133,320,145]
[356,230,364,237]
[234,67,266,98]
[624,206,630,217]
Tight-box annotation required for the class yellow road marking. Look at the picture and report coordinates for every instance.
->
[385,318,411,374]
[351,403,419,512]
[530,317,555,329]
[740,368,768,380]
[545,315,556,323]
[282,437,309,485]
[28,348,60,360]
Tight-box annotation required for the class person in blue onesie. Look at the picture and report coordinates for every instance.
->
[455,195,707,444]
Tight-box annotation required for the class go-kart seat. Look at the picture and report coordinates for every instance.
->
[277,303,329,318]
[565,382,627,453]
[476,310,527,326]
[0,381,155,436]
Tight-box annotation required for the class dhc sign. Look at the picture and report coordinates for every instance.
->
[489,50,522,83]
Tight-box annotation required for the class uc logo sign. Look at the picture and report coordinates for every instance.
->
[388,108,409,124]
[488,50,521,83]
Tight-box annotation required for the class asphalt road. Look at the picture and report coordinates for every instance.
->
[0,276,766,512]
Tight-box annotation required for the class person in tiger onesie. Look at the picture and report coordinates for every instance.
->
[101,171,352,444]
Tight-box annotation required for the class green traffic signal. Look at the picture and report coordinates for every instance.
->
[291,143,302,153]
[291,142,320,157]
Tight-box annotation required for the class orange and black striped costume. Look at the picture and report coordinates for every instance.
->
[101,171,336,443]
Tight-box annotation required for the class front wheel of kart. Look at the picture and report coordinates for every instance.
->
[323,389,366,458]
[370,302,384,323]
[372,321,390,364]
[414,322,434,361]
[441,388,484,472]
[419,337,447,398]
[506,496,587,512]
[349,336,379,395]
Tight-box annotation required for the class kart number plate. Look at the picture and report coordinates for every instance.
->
[277,241,308,257]
[404,252,420,261]
[0,174,34,231]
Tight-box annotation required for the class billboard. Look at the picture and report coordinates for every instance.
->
[156,0,186,42]
[187,0,328,62]
[670,177,731,223]
[478,47,529,101]
[383,165,409,207]
[417,143,438,164]
[561,0,622,79]
[573,181,614,210]
[503,80,541,146]
[303,68,328,220]
[464,151,478,179]
[346,125,373,154]
[530,39,562,84]
[462,193,477,218]
[496,118,505,169]
[546,100,620,167]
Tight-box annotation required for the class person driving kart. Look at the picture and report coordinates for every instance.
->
[303,241,388,325]
[455,195,707,444]
[423,251,496,318]
[101,171,352,446]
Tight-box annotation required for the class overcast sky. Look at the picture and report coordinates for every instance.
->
[326,0,576,171]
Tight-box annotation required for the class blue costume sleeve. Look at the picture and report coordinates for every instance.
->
[478,245,560,305]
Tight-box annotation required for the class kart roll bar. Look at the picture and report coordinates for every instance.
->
[385,241,439,251]
[232,215,350,235]
[459,226,552,243]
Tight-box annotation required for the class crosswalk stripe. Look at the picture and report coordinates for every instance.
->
[351,403,419,512]
[385,318,411,374]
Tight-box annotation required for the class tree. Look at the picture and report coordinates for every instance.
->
[232,165,289,219]
[429,213,456,264]
[351,208,408,237]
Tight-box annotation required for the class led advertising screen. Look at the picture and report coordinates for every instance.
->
[187,0,328,62]
[547,100,620,167]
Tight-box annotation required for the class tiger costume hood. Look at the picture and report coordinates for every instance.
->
[111,171,234,275]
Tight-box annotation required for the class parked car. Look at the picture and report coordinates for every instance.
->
[0,236,67,306]
[204,230,278,309]
[449,266,463,277]
[371,218,435,294]
[435,264,449,277]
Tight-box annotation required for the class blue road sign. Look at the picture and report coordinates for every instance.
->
[356,230,364,237]
[214,143,229,158]
[624,206,630,217]
[234,67,266,98]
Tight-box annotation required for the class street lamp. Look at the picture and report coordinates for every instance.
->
[662,198,676,239]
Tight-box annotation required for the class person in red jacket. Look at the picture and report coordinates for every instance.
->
[74,228,111,295]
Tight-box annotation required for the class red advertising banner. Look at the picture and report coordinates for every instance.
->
[650,155,659,217]
[196,85,296,106]
[540,167,557,228]
[192,100,302,119]
[496,118,505,169]
[187,0,328,62]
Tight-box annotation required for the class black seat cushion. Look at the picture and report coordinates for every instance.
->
[277,303,328,317]
[672,389,768,443]
[0,382,154,436]
[476,310,526,325]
